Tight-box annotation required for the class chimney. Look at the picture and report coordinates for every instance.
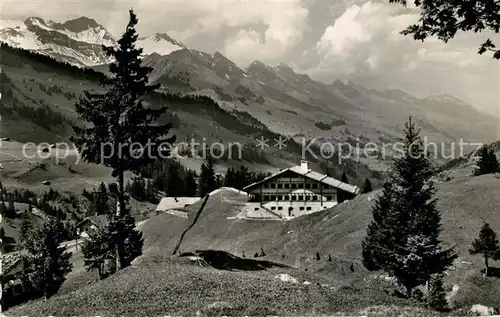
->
[300,160,309,171]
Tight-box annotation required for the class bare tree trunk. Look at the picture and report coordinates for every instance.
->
[484,255,489,276]
[116,169,125,270]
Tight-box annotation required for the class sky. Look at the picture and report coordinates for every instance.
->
[1,0,499,117]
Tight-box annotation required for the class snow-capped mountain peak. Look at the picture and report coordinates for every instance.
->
[61,16,101,33]
[0,16,116,66]
[137,32,185,56]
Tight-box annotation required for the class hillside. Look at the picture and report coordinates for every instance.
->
[142,50,499,158]
[0,43,385,197]
[7,161,500,316]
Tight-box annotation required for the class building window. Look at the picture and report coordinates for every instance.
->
[277,183,283,189]
[312,195,318,201]
[299,206,305,211]
[305,183,311,189]
[285,195,290,201]
[264,183,269,189]
[298,195,304,201]
[284,183,290,189]
[263,195,269,201]
[271,206,276,210]
[291,183,297,189]
[291,195,297,201]
[270,183,276,189]
[306,207,312,211]
[278,206,283,211]
[298,183,304,189]
[305,195,310,201]
[254,207,259,211]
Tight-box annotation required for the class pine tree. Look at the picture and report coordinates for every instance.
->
[338,172,350,203]
[474,145,499,176]
[6,199,16,218]
[362,178,373,193]
[145,179,156,202]
[70,9,169,270]
[0,226,5,253]
[198,159,216,197]
[425,274,448,311]
[362,117,457,297]
[0,201,6,218]
[19,210,34,246]
[94,182,110,215]
[22,218,73,299]
[469,223,500,276]
[166,160,183,197]
[184,170,198,196]
[81,223,115,279]
[224,167,236,188]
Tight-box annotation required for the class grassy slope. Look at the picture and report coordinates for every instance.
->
[8,164,500,315]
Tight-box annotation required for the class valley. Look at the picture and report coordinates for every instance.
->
[1,11,499,317]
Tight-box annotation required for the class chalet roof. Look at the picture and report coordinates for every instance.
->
[76,214,109,229]
[1,251,26,278]
[242,165,360,195]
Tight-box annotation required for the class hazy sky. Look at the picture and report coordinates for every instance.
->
[1,0,499,117]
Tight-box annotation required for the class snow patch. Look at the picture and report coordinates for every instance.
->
[137,36,183,56]
[274,274,298,284]
[470,304,498,316]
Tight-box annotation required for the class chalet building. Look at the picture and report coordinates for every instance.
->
[242,161,360,217]
[75,214,109,238]
[1,251,32,309]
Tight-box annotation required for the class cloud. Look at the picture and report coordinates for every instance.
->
[221,1,309,66]
[307,1,499,116]
[1,0,309,67]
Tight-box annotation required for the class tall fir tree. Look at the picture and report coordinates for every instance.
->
[474,145,499,176]
[81,223,116,279]
[72,10,175,269]
[469,222,500,276]
[22,218,73,299]
[19,209,34,246]
[362,117,457,297]
[198,159,216,197]
[184,170,198,196]
[0,226,5,253]
[424,274,448,311]
[224,167,236,188]
[362,178,373,193]
[0,201,6,218]
[337,172,350,203]
[94,182,110,215]
[71,9,173,270]
[7,199,16,218]
[166,160,183,197]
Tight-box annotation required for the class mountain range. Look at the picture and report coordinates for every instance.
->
[0,16,498,174]
[0,17,185,66]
